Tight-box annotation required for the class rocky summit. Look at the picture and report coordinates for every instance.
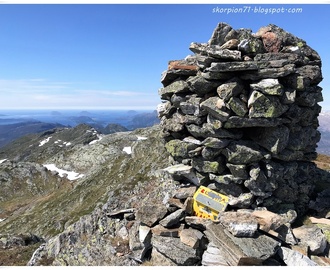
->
[0,22,330,266]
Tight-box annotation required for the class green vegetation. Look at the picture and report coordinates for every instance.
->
[0,243,41,266]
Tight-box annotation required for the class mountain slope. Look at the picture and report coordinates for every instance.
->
[0,121,66,148]
[0,125,170,239]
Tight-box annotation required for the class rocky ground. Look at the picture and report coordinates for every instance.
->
[0,124,329,266]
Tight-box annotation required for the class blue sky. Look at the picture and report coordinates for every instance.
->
[0,4,329,110]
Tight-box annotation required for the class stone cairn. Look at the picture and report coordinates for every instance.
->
[157,22,323,216]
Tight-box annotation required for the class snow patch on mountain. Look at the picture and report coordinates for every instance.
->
[54,140,72,147]
[43,164,84,181]
[123,147,132,155]
[89,134,103,145]
[39,136,52,146]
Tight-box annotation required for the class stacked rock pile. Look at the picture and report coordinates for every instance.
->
[157,22,323,216]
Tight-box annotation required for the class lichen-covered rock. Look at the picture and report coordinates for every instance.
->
[224,141,264,165]
[250,79,284,96]
[200,97,230,122]
[248,91,288,118]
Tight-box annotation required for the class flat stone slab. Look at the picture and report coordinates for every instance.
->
[204,223,280,266]
[151,235,201,265]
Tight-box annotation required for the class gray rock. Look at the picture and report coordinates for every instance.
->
[237,36,265,56]
[159,209,185,228]
[165,139,198,158]
[210,173,244,185]
[208,22,233,46]
[251,125,290,154]
[207,113,223,129]
[224,116,288,128]
[179,95,204,116]
[245,165,277,196]
[228,97,248,116]
[174,186,196,200]
[161,69,197,87]
[309,188,330,216]
[149,248,177,266]
[160,112,185,133]
[292,225,327,255]
[218,212,258,237]
[192,157,223,174]
[204,223,280,266]
[156,101,172,118]
[200,97,230,122]
[137,203,168,227]
[201,147,222,161]
[186,123,243,140]
[139,224,152,245]
[184,216,212,231]
[162,164,200,186]
[240,64,296,80]
[250,78,284,96]
[296,89,323,107]
[254,52,304,65]
[281,73,309,90]
[228,193,254,208]
[189,42,242,61]
[287,126,320,151]
[210,182,245,198]
[226,163,248,179]
[202,137,230,149]
[207,61,258,72]
[201,71,235,81]
[183,136,202,145]
[216,78,244,102]
[277,247,317,266]
[224,141,264,165]
[158,80,190,100]
[202,242,228,266]
[127,223,152,261]
[282,88,296,104]
[186,75,218,96]
[248,91,288,118]
[180,228,204,249]
[275,224,298,245]
[151,224,183,238]
[151,235,201,265]
[296,65,322,85]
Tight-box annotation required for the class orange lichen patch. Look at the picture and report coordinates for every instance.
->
[168,60,198,71]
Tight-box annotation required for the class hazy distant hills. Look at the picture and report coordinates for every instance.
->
[0,110,159,148]
[0,122,66,148]
[316,111,330,155]
[1,109,330,154]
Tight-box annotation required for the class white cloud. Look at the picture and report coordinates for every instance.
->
[0,78,160,109]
